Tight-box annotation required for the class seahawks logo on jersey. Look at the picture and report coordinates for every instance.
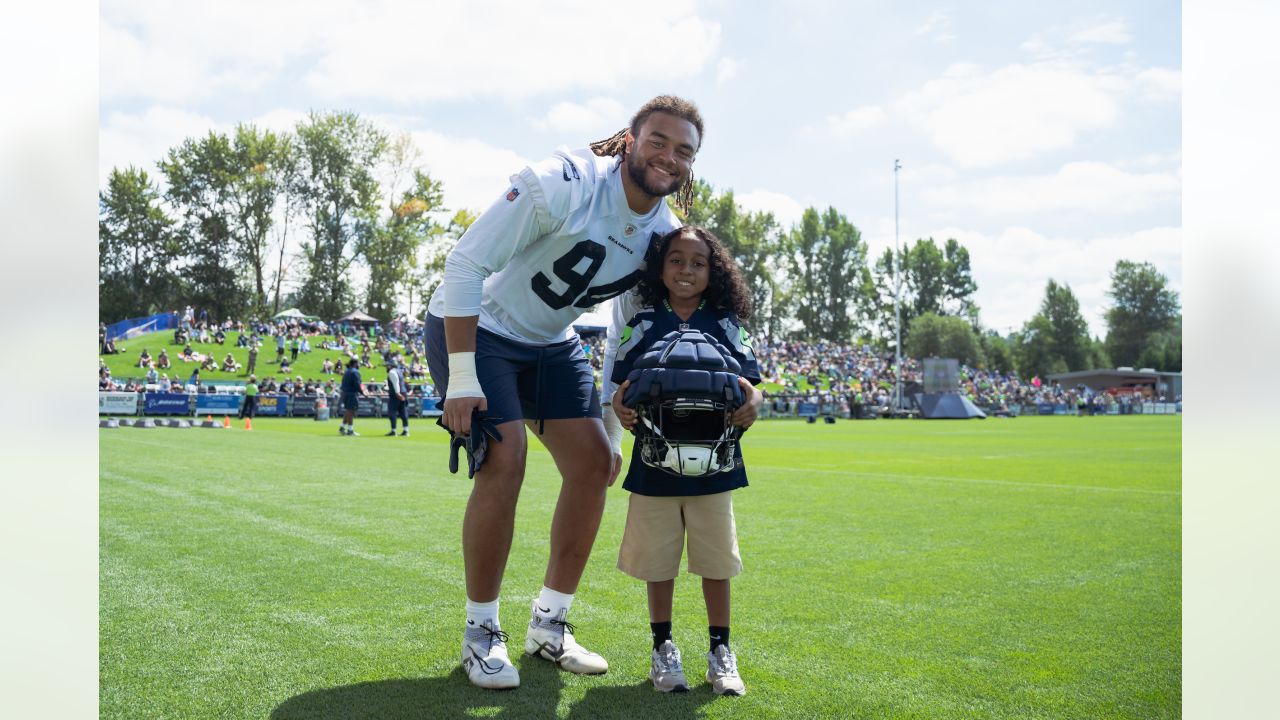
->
[718,317,756,363]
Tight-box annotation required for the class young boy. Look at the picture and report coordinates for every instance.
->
[606,225,762,695]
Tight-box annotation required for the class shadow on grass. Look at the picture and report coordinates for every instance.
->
[272,664,715,720]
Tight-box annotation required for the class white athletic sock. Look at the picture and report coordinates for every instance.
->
[466,598,500,628]
[536,586,574,617]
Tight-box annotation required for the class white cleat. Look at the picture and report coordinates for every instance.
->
[461,619,520,690]
[524,600,609,674]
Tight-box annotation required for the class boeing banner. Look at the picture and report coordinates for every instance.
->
[144,392,191,415]
[421,396,442,417]
[195,394,241,414]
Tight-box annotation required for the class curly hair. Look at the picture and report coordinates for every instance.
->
[589,95,704,214]
[638,225,753,321]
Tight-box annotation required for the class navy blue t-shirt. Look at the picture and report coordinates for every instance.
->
[611,302,761,497]
[341,367,362,394]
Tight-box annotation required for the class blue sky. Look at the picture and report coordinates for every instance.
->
[99,0,1181,337]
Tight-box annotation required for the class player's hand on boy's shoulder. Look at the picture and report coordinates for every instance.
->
[732,377,762,428]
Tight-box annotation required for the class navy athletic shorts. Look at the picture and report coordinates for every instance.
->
[425,313,600,426]
[342,392,359,411]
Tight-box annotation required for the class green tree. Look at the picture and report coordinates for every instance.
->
[905,313,984,366]
[683,180,786,338]
[228,124,294,316]
[362,134,446,321]
[1013,313,1068,378]
[979,331,1015,374]
[99,167,182,321]
[406,208,477,318]
[1104,260,1181,369]
[869,237,981,350]
[160,131,245,320]
[783,207,866,342]
[1040,279,1092,371]
[293,111,388,319]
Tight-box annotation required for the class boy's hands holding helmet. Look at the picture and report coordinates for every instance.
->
[611,380,637,429]
[731,377,762,429]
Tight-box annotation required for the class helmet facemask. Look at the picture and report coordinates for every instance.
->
[622,330,746,478]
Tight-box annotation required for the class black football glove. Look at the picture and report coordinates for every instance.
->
[436,411,504,479]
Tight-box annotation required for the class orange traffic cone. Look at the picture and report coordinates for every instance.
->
[223,415,230,429]
[244,417,253,431]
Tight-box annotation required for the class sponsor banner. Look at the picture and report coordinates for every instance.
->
[144,392,191,415]
[1037,403,1056,415]
[292,395,318,416]
[256,394,290,417]
[420,396,443,417]
[99,391,139,415]
[797,402,819,417]
[196,394,241,414]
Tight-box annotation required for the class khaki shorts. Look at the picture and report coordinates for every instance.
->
[617,491,742,582]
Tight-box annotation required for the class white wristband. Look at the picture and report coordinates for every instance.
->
[447,351,485,398]
[602,404,624,456]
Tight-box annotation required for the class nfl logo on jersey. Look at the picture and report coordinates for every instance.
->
[506,188,519,202]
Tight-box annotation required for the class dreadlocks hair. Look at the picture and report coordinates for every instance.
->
[638,225,753,321]
[589,94,704,215]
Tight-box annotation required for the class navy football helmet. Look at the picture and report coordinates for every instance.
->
[621,329,745,477]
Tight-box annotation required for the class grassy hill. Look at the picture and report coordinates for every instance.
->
[100,330,423,386]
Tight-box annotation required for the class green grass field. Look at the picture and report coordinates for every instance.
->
[99,416,1181,719]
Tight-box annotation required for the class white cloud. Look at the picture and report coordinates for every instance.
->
[408,130,532,213]
[735,189,806,230]
[98,106,225,185]
[827,105,887,137]
[535,98,627,136]
[925,161,1180,216]
[1069,20,1133,45]
[1136,67,1182,97]
[716,57,741,86]
[102,0,720,105]
[914,10,954,42]
[896,61,1124,167]
[928,225,1181,335]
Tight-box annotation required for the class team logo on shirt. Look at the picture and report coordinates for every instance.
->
[506,188,519,202]
[624,224,637,237]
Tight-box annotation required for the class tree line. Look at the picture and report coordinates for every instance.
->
[99,111,1181,376]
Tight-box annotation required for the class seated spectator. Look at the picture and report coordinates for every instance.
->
[221,353,241,373]
[279,357,292,374]
[136,348,152,368]
[180,343,195,360]
[157,348,171,369]
[321,357,334,374]
[102,336,119,355]
[215,328,226,344]
[236,332,249,348]
[323,379,337,395]
[201,355,218,372]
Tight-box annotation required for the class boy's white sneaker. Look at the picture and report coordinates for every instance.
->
[706,644,746,696]
[650,640,689,692]
[524,600,608,674]
[461,619,520,690]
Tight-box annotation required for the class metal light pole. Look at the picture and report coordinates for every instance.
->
[893,159,902,414]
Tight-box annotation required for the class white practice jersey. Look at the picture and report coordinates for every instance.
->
[428,147,681,345]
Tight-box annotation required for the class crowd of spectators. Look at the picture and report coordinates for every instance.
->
[104,310,1176,415]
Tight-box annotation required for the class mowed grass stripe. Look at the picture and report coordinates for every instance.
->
[101,416,1180,719]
